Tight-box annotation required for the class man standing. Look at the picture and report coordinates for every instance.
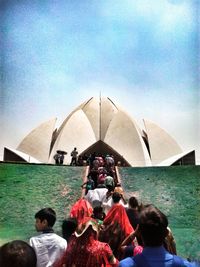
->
[70,147,78,166]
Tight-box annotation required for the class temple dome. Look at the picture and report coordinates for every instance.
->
[4,96,195,166]
[48,97,151,166]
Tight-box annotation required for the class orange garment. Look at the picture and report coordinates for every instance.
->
[99,204,134,259]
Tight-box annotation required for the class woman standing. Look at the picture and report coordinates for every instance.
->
[54,217,118,267]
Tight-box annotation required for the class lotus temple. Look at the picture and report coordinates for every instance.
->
[3,97,195,166]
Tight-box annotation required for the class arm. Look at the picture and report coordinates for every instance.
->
[104,244,119,266]
[119,225,140,257]
[121,224,139,247]
[121,231,137,247]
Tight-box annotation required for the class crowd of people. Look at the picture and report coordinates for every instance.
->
[0,154,199,267]
[54,148,124,168]
[54,147,79,166]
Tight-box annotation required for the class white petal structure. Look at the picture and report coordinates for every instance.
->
[3,147,41,163]
[143,119,183,165]
[17,118,57,163]
[4,97,195,166]
[104,110,151,166]
[48,97,151,166]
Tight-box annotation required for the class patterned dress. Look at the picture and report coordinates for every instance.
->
[55,219,118,267]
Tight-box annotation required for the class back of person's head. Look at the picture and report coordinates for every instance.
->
[0,240,37,267]
[139,204,168,246]
[128,196,139,209]
[75,218,99,239]
[92,200,102,208]
[35,207,56,227]
[62,217,78,241]
[112,191,121,203]
[92,206,105,221]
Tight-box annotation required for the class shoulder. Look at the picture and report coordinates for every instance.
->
[173,255,199,267]
[119,257,135,267]
[53,234,67,244]
[29,234,44,247]
[29,234,43,242]
[182,258,199,267]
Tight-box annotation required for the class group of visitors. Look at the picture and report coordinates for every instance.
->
[82,153,117,192]
[1,202,198,267]
[0,156,199,267]
[54,148,120,168]
[77,151,119,167]
[53,152,65,165]
[54,147,79,166]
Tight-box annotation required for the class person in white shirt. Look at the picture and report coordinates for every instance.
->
[85,185,108,207]
[29,208,67,267]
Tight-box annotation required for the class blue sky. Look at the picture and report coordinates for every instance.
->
[1,0,199,163]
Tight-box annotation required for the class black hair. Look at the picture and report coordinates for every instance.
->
[112,192,121,203]
[62,217,78,241]
[35,207,56,227]
[128,196,139,208]
[139,204,168,246]
[0,240,37,267]
[92,206,105,220]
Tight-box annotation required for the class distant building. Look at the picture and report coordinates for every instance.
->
[4,96,195,166]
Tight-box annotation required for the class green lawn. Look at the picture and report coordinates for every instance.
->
[0,163,199,260]
[0,163,85,245]
[119,166,200,260]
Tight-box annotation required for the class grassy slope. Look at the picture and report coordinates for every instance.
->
[0,163,199,260]
[0,163,85,244]
[119,166,200,260]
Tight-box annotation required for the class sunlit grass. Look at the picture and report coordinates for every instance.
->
[0,163,85,244]
[119,166,200,260]
[0,163,200,260]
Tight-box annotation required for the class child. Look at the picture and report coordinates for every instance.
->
[29,207,67,267]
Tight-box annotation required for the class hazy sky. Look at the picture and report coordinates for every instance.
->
[1,0,199,164]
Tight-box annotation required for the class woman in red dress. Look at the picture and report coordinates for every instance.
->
[99,203,134,259]
[54,217,118,267]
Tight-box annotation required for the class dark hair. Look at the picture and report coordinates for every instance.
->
[139,204,168,246]
[92,206,105,221]
[35,208,56,227]
[106,184,114,192]
[62,218,78,241]
[0,240,37,267]
[128,196,139,208]
[112,192,121,203]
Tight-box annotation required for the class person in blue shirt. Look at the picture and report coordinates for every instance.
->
[119,204,198,267]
